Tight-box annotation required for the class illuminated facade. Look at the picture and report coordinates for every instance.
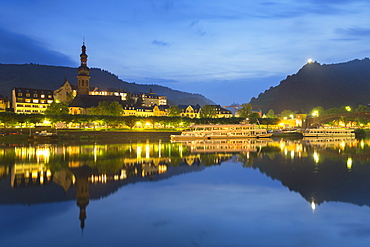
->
[178,104,201,118]
[53,79,77,103]
[153,105,169,116]
[0,95,8,112]
[132,92,167,107]
[199,105,233,118]
[77,42,90,95]
[12,87,54,114]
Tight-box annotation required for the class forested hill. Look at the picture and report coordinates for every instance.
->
[250,58,370,113]
[0,63,215,106]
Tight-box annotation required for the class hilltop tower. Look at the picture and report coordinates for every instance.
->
[77,42,90,95]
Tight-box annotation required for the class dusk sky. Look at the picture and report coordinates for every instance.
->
[1,0,370,105]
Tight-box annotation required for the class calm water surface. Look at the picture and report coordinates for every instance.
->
[1,137,370,247]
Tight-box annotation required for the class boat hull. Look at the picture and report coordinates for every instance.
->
[171,133,272,141]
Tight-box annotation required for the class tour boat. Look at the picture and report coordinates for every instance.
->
[302,128,355,138]
[170,124,272,141]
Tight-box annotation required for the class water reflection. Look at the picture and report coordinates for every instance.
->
[1,137,370,230]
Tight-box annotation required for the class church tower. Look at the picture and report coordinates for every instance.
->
[77,42,90,95]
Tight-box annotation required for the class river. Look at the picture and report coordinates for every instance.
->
[0,137,370,247]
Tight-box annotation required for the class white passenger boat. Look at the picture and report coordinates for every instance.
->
[170,124,272,141]
[302,128,355,138]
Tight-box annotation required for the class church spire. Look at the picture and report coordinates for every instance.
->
[77,42,90,95]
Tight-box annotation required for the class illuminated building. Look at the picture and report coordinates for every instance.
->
[199,105,233,118]
[11,87,54,114]
[178,104,201,118]
[153,105,170,116]
[131,92,167,107]
[0,94,8,112]
[77,42,90,95]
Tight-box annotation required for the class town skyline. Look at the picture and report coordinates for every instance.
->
[1,0,370,105]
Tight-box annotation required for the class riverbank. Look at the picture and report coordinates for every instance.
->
[0,129,182,144]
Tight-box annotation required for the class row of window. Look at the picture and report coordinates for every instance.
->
[16,98,53,104]
[16,104,47,108]
[17,93,52,98]
[16,109,45,113]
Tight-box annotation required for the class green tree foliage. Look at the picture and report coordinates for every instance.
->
[265,109,276,118]
[123,116,137,129]
[44,102,69,115]
[0,112,18,128]
[323,107,340,116]
[89,101,124,116]
[356,105,369,112]
[311,106,325,117]
[200,105,217,118]
[248,112,261,124]
[238,103,252,118]
[280,110,296,119]
[168,106,182,116]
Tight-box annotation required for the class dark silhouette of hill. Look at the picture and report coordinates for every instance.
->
[250,58,370,113]
[0,63,215,106]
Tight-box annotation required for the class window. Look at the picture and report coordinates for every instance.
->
[25,99,31,103]
[18,93,22,97]
[41,94,45,98]
[26,93,30,97]
[33,99,39,103]
[48,95,52,98]
[33,94,38,98]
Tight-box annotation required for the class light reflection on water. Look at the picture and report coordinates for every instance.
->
[1,137,370,246]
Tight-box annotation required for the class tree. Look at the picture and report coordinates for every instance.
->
[123,116,137,129]
[356,104,369,112]
[311,106,324,117]
[44,102,69,115]
[168,106,182,116]
[89,101,124,116]
[324,107,339,116]
[280,110,295,119]
[200,105,217,118]
[238,103,252,118]
[248,112,261,124]
[265,109,276,118]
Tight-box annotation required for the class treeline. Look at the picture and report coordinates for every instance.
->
[0,112,247,129]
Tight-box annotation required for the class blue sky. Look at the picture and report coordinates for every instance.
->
[1,0,370,105]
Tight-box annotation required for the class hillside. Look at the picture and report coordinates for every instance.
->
[250,58,370,113]
[0,63,215,106]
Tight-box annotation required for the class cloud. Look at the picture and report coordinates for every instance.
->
[0,27,74,66]
[152,40,171,47]
[337,27,370,37]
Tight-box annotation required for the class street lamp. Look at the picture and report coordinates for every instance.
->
[312,110,319,117]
